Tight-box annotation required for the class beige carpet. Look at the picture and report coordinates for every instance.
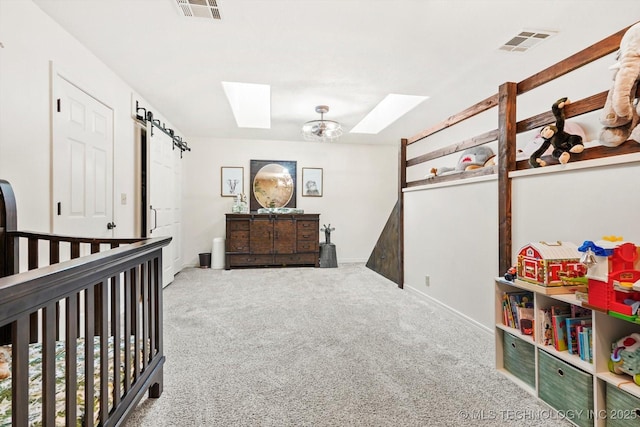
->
[124,264,572,427]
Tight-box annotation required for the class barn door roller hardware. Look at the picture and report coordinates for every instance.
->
[135,101,192,157]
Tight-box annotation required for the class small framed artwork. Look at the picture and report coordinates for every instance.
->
[221,166,244,197]
[302,167,323,197]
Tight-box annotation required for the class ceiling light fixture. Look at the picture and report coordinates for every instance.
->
[302,105,343,142]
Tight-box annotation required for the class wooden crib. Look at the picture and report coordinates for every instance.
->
[0,179,171,426]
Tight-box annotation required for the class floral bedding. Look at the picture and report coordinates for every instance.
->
[0,336,138,427]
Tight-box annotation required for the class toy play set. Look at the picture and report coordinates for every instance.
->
[505,237,640,385]
[516,241,585,287]
[577,237,640,319]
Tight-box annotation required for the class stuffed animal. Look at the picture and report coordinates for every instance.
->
[600,22,640,146]
[517,121,586,161]
[529,97,584,168]
[428,146,496,178]
[0,346,10,380]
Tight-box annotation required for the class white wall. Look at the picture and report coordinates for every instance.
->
[0,0,181,238]
[182,137,398,267]
[404,177,498,330]
[511,161,640,250]
[0,1,397,272]
[402,38,640,331]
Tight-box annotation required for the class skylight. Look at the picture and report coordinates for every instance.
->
[350,94,428,134]
[221,82,271,129]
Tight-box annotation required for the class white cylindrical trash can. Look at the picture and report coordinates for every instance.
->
[212,237,225,269]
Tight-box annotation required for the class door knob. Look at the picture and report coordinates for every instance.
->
[107,222,117,230]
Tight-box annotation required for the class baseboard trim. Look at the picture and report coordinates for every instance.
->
[339,257,367,264]
[405,284,493,337]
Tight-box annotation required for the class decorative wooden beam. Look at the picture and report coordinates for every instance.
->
[406,94,498,145]
[399,138,407,288]
[405,165,496,188]
[406,129,499,167]
[517,25,632,95]
[498,82,517,275]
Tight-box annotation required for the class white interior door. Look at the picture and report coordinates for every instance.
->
[147,123,182,287]
[53,75,113,238]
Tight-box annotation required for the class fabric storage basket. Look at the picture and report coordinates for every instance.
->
[538,349,593,427]
[503,331,535,388]
[606,382,640,427]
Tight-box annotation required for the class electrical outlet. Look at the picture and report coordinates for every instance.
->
[425,275,430,286]
[121,193,127,205]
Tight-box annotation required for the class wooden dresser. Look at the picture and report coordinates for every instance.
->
[225,213,320,269]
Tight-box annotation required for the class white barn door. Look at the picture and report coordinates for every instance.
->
[147,124,182,287]
[52,75,114,238]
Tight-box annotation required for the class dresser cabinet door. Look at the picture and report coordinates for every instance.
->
[274,218,295,254]
[226,219,250,253]
[250,218,273,254]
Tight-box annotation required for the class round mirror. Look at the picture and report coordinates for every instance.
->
[252,163,294,208]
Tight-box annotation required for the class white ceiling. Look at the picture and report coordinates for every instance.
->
[32,0,640,146]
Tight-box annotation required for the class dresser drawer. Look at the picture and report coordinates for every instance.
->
[538,349,593,427]
[226,231,249,252]
[275,253,318,266]
[297,240,318,252]
[227,254,274,267]
[606,382,640,427]
[502,331,535,389]
[228,220,250,231]
[297,221,318,237]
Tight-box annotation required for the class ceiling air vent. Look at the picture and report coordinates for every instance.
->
[499,29,556,52]
[175,0,221,20]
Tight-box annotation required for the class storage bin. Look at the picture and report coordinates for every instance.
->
[502,331,535,388]
[538,349,593,427]
[606,382,640,427]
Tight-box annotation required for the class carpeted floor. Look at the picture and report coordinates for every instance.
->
[124,264,572,426]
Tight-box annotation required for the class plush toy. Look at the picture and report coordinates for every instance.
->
[529,97,584,168]
[599,22,640,146]
[0,346,10,380]
[428,146,496,178]
[517,121,586,161]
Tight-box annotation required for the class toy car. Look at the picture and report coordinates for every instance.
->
[504,267,517,282]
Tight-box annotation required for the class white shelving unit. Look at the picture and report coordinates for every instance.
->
[495,277,640,427]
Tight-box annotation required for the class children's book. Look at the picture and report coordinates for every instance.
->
[552,313,570,351]
[502,291,533,329]
[518,307,535,336]
[565,317,592,355]
[571,305,591,318]
[538,308,553,346]
[551,304,571,316]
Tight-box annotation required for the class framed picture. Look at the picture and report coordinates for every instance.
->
[221,166,244,197]
[302,168,323,197]
[250,159,297,211]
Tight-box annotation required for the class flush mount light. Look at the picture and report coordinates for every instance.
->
[302,105,343,142]
[221,81,271,129]
[350,94,429,134]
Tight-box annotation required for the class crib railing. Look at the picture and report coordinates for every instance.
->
[0,235,170,426]
[0,179,171,426]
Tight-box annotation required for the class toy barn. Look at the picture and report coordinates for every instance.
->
[516,241,583,286]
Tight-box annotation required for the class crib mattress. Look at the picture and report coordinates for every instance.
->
[0,336,139,427]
